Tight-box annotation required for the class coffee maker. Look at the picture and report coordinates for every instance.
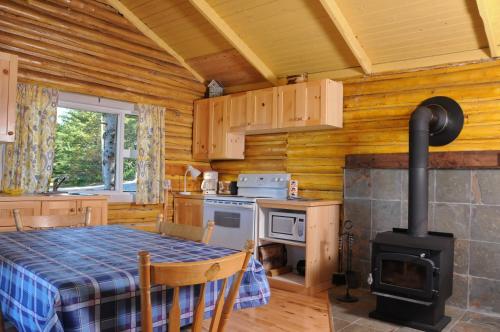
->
[201,171,218,195]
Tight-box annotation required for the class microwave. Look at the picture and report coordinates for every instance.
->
[268,211,306,242]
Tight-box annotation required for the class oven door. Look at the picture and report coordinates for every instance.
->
[203,200,255,251]
[373,252,437,300]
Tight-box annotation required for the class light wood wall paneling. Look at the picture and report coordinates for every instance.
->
[211,60,500,202]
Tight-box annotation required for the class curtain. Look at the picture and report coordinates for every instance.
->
[2,83,58,193]
[135,103,166,204]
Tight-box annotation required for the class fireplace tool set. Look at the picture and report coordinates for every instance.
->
[334,219,360,303]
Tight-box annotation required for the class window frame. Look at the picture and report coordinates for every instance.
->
[57,92,137,201]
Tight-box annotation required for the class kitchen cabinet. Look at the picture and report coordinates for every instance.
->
[277,79,343,129]
[0,195,108,232]
[193,98,210,161]
[207,96,244,160]
[0,52,18,143]
[246,87,277,132]
[42,200,78,215]
[174,196,204,227]
[257,199,341,295]
[0,201,40,232]
[227,92,248,132]
[78,199,108,226]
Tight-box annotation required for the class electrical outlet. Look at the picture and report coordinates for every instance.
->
[163,179,171,190]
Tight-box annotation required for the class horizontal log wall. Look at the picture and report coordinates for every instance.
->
[0,0,207,225]
[212,60,500,201]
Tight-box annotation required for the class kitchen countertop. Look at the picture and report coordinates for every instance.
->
[0,193,108,201]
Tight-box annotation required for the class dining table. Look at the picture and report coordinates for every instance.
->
[0,225,270,332]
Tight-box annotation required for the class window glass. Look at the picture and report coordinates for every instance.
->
[381,259,427,290]
[123,114,137,192]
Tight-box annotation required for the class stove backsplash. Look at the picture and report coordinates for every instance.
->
[344,168,500,315]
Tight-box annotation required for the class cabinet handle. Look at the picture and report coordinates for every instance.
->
[7,131,14,136]
[70,208,75,212]
[297,117,303,121]
[261,103,265,107]
[2,69,8,75]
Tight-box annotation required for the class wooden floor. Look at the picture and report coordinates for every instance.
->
[203,288,331,332]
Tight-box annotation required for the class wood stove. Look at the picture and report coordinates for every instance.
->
[369,96,464,332]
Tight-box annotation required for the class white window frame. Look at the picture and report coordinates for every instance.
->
[57,92,137,202]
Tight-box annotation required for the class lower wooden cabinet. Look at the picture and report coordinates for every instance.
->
[174,196,204,227]
[41,200,78,215]
[0,196,108,231]
[0,201,40,232]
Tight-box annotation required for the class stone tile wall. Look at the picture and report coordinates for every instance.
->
[344,168,500,315]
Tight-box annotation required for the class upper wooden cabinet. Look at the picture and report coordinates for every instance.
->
[192,96,244,161]
[193,98,210,161]
[208,96,244,160]
[0,52,18,143]
[246,87,277,132]
[278,79,343,129]
[227,92,248,132]
[192,79,342,160]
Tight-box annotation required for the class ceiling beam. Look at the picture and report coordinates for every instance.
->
[476,0,499,58]
[106,0,205,83]
[318,0,372,74]
[188,0,278,85]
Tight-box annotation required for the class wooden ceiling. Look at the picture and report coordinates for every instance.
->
[108,0,499,89]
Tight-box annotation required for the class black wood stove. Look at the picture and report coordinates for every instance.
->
[369,96,464,332]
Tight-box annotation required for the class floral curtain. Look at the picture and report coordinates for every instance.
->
[135,103,166,204]
[2,83,58,193]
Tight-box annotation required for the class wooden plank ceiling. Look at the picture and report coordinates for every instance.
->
[111,0,500,90]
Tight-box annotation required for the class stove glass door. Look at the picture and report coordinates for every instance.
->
[375,252,435,299]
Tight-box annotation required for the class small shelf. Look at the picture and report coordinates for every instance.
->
[260,237,306,247]
[268,272,305,286]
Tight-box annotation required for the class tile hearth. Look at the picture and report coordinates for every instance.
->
[329,287,500,331]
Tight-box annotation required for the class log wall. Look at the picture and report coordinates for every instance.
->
[212,60,500,201]
[0,0,207,225]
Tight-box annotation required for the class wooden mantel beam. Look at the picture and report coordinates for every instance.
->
[318,0,372,74]
[476,0,499,58]
[188,0,278,85]
[106,0,205,83]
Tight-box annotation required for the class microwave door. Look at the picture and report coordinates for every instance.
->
[271,216,295,239]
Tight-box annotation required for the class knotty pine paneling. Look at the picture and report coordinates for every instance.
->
[212,60,500,201]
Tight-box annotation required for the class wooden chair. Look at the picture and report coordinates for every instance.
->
[13,207,92,231]
[139,240,254,332]
[155,213,215,244]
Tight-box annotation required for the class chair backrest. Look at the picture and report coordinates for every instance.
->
[155,214,215,244]
[13,207,92,231]
[139,240,254,332]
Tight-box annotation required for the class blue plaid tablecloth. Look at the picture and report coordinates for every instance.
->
[0,225,270,332]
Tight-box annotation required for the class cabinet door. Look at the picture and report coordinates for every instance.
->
[227,92,248,132]
[78,199,108,225]
[208,96,228,158]
[42,200,78,215]
[193,99,210,161]
[277,84,303,128]
[300,80,323,126]
[0,201,41,232]
[0,52,18,143]
[174,198,204,226]
[246,87,277,131]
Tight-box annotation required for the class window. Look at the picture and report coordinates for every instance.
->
[53,92,137,194]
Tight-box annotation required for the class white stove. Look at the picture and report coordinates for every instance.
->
[203,173,290,250]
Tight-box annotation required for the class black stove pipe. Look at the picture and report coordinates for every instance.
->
[408,105,447,237]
